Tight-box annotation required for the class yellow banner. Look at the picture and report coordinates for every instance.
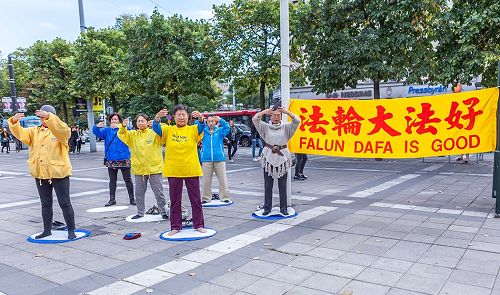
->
[93,97,104,112]
[289,87,499,158]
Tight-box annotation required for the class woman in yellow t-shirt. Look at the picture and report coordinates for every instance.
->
[153,105,206,236]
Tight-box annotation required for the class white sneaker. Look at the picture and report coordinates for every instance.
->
[253,158,258,162]
[229,159,234,163]
[257,156,262,160]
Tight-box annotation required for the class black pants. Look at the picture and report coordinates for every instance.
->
[295,154,308,176]
[69,139,77,153]
[76,141,82,153]
[228,140,238,159]
[35,177,75,232]
[1,143,9,153]
[108,167,134,201]
[263,169,288,212]
[15,139,22,151]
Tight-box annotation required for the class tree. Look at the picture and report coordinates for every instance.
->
[69,27,129,113]
[26,39,75,122]
[212,0,305,110]
[429,1,500,87]
[121,11,222,106]
[297,0,445,98]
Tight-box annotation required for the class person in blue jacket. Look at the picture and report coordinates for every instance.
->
[197,116,231,204]
[93,113,135,207]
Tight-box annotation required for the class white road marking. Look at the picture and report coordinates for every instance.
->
[331,200,354,204]
[72,167,107,172]
[216,189,318,201]
[87,206,337,295]
[349,174,421,198]
[369,202,489,217]
[226,167,260,173]
[0,188,123,209]
[420,164,444,172]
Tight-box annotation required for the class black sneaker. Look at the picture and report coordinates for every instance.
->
[223,199,231,203]
[262,210,271,216]
[300,174,308,179]
[293,175,305,181]
[202,200,208,204]
[105,200,116,207]
[280,210,289,216]
[162,214,169,220]
[130,199,136,205]
[131,214,143,219]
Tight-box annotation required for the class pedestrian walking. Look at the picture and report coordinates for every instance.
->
[76,127,83,153]
[118,114,167,220]
[9,105,77,239]
[1,127,11,153]
[227,119,239,163]
[13,135,22,152]
[153,105,207,236]
[252,107,300,215]
[198,115,231,204]
[251,123,264,161]
[69,126,78,153]
[93,113,136,207]
[294,153,308,180]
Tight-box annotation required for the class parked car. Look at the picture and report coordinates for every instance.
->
[19,116,41,128]
[235,124,251,147]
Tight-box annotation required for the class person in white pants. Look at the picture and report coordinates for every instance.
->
[197,116,231,204]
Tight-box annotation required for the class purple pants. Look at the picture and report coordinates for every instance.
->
[168,177,205,230]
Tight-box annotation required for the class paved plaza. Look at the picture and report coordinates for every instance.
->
[1,144,500,295]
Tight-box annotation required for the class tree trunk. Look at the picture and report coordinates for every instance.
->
[173,91,179,106]
[259,80,266,110]
[374,79,380,99]
[62,101,69,123]
[110,93,118,112]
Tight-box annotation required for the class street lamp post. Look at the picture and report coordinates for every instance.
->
[280,0,292,206]
[7,55,18,113]
[78,0,97,152]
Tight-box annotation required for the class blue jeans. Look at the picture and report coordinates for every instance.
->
[252,138,263,158]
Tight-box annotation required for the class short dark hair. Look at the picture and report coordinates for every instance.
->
[173,104,188,115]
[135,113,149,122]
[108,113,123,123]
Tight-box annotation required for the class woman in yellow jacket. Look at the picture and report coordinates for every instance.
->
[9,105,77,240]
[153,105,206,236]
[118,114,167,220]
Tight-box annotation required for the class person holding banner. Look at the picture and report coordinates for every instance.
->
[252,107,300,215]
[8,105,77,239]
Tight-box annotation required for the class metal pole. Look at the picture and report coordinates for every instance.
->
[78,0,97,152]
[232,82,236,111]
[494,61,500,217]
[7,55,18,113]
[280,0,292,207]
[102,98,107,127]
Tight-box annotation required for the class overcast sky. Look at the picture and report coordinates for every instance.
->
[0,0,233,56]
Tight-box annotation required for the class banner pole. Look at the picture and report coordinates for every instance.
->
[492,61,500,217]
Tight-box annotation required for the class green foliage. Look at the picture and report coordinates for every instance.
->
[297,0,445,96]
[213,0,305,109]
[429,1,500,87]
[121,11,222,105]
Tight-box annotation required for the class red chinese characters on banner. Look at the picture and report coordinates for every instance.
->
[405,103,441,135]
[331,106,364,136]
[367,106,401,136]
[299,106,329,135]
[445,97,484,130]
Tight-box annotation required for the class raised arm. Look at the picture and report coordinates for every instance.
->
[8,113,33,146]
[191,111,205,134]
[218,117,230,137]
[252,108,272,136]
[92,121,106,139]
[38,111,70,144]
[117,118,133,146]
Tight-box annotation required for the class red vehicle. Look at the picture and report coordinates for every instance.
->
[202,109,260,147]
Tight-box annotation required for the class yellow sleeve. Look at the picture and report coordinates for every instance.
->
[44,114,71,144]
[8,117,34,147]
[160,124,170,144]
[192,125,203,142]
[117,125,133,146]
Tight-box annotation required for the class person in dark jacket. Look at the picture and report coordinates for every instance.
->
[251,124,263,161]
[1,127,11,153]
[69,126,78,153]
[197,116,231,204]
[227,119,239,163]
[93,113,135,207]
